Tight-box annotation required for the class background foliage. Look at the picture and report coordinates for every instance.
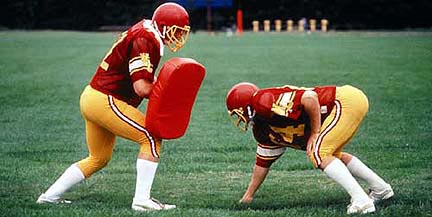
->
[1,0,432,30]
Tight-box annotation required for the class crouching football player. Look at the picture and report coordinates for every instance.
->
[226,82,394,214]
[37,3,191,211]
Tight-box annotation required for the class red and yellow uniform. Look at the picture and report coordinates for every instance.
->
[78,20,164,177]
[90,19,163,107]
[252,85,368,168]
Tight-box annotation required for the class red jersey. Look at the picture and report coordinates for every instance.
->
[251,85,336,167]
[90,20,164,107]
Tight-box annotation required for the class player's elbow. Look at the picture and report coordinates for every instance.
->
[303,90,318,99]
[301,90,318,104]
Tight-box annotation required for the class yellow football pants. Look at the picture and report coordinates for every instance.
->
[308,85,369,168]
[77,85,161,178]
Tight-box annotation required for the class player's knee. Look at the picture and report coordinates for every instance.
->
[353,87,369,115]
[78,156,112,177]
[340,152,353,165]
[139,139,161,159]
[359,93,369,115]
[93,156,111,168]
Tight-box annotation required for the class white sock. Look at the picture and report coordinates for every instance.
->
[43,163,85,200]
[323,158,369,202]
[346,156,388,191]
[133,159,158,204]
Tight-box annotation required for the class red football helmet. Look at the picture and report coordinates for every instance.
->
[226,82,259,131]
[152,3,190,52]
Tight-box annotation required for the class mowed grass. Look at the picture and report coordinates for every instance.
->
[0,30,431,216]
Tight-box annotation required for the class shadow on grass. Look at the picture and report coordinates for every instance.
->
[234,197,347,211]
[177,194,348,211]
[58,192,131,209]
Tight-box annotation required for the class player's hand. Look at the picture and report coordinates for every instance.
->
[133,79,154,98]
[239,193,253,204]
[306,133,319,157]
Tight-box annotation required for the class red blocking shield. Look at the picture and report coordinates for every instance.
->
[146,57,206,139]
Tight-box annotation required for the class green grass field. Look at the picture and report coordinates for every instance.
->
[1,30,432,216]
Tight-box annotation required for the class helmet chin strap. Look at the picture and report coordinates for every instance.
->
[247,105,255,120]
[152,21,166,39]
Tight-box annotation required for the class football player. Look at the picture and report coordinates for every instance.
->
[37,3,190,211]
[226,82,394,214]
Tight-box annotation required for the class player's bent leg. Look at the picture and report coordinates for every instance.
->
[78,155,112,178]
[94,96,173,211]
[342,152,394,202]
[37,154,112,204]
[102,95,164,159]
[132,145,175,212]
[308,85,376,213]
[308,151,374,214]
[132,156,158,205]
[38,88,116,204]
[78,119,116,178]
[82,86,175,211]
[37,163,85,204]
[321,156,375,214]
[80,86,152,151]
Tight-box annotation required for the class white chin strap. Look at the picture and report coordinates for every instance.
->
[152,21,166,39]
[247,105,255,120]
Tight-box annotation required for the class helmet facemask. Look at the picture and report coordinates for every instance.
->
[164,25,190,52]
[228,106,255,131]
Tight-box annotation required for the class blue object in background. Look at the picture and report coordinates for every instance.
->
[174,0,232,8]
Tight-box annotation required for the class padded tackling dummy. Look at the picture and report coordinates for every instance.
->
[146,57,206,139]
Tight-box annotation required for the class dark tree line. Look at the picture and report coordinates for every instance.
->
[1,0,431,30]
[240,0,432,30]
[1,0,166,30]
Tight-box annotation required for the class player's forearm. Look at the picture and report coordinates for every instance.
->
[301,91,321,134]
[245,165,270,197]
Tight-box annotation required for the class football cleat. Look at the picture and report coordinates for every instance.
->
[369,184,394,202]
[347,198,376,214]
[36,193,71,204]
[132,198,176,211]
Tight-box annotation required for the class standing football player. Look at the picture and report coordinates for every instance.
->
[226,82,394,214]
[37,3,190,211]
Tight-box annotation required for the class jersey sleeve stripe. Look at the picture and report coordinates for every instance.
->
[129,56,141,63]
[130,66,147,76]
[129,58,145,73]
